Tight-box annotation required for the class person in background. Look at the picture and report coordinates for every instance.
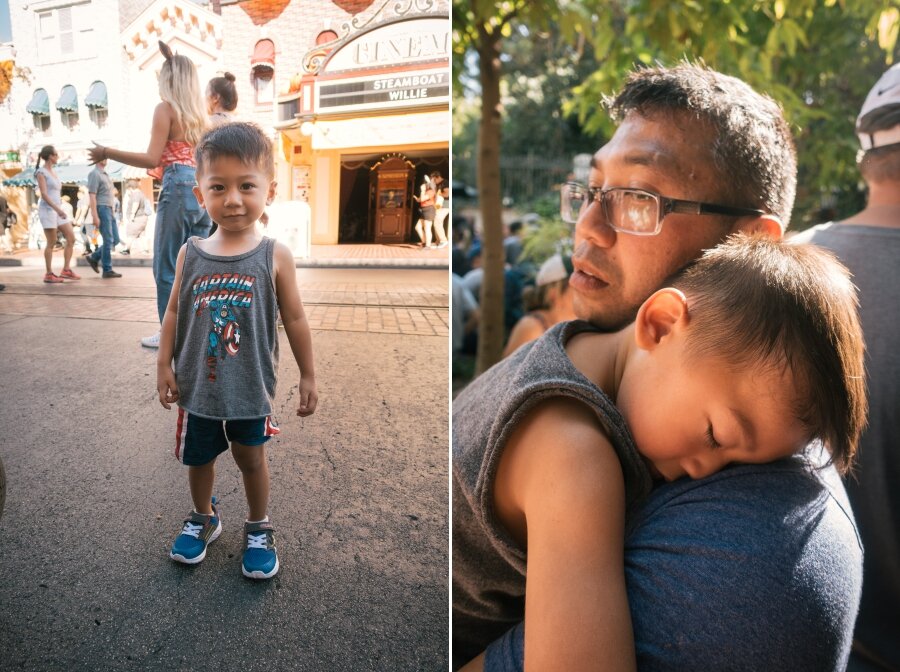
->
[792,62,900,672]
[82,158,122,279]
[207,72,238,126]
[502,220,524,266]
[431,172,450,248]
[34,145,79,283]
[119,180,153,255]
[413,176,437,248]
[75,185,94,255]
[502,253,577,357]
[88,40,210,347]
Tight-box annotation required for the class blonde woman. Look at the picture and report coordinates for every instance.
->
[88,41,210,347]
[35,145,80,283]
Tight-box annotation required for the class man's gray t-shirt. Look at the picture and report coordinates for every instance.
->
[87,166,115,207]
[793,222,900,671]
[454,321,863,672]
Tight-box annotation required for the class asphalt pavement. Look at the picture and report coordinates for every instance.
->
[0,265,449,671]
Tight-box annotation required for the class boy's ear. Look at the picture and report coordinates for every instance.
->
[266,180,277,205]
[192,185,206,210]
[634,288,689,350]
[733,214,783,240]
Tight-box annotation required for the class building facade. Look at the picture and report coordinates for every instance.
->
[217,0,450,245]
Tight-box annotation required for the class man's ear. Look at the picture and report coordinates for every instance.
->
[733,214,783,240]
[192,185,206,210]
[634,288,689,350]
[267,180,277,205]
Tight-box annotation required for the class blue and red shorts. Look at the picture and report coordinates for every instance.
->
[174,408,280,466]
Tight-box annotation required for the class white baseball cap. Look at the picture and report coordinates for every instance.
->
[857,63,900,150]
[535,254,574,287]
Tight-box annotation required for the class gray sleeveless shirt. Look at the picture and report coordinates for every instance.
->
[452,320,653,664]
[175,237,279,420]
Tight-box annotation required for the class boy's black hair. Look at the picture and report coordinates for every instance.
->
[608,62,797,227]
[674,234,867,475]
[194,122,274,177]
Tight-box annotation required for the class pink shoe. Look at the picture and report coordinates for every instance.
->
[59,268,81,280]
[43,272,64,284]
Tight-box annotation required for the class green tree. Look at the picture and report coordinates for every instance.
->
[453,0,594,374]
[454,0,898,376]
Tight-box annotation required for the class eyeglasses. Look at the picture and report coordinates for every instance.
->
[560,182,766,235]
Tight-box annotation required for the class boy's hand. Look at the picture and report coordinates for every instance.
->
[157,365,179,410]
[297,377,318,417]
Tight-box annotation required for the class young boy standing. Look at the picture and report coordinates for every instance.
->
[157,122,317,580]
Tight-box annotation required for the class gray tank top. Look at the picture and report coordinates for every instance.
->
[452,320,653,664]
[175,237,279,420]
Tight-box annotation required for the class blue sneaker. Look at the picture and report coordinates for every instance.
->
[170,499,222,564]
[242,520,279,579]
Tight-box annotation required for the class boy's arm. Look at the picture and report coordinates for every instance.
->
[273,242,317,416]
[156,243,188,409]
[494,397,636,672]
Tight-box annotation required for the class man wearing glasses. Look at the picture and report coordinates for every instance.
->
[453,63,861,671]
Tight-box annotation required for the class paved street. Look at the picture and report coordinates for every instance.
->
[0,264,449,671]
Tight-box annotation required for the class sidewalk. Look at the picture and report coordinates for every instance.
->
[0,242,449,270]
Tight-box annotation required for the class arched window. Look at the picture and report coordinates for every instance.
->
[26,88,51,133]
[251,39,275,106]
[55,84,79,130]
[85,80,108,129]
[316,30,338,45]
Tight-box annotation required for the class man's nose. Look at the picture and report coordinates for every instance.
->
[574,200,616,248]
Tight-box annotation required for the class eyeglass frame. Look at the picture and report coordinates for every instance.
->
[561,181,767,235]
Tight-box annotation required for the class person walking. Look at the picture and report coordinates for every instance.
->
[82,158,122,279]
[88,41,210,346]
[34,145,80,283]
[119,180,153,255]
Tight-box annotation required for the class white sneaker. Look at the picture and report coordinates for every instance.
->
[141,331,160,348]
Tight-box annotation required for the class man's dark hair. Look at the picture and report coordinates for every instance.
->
[608,62,797,227]
[857,104,900,182]
[673,234,867,474]
[194,122,274,177]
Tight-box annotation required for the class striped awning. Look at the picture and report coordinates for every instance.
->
[55,85,78,112]
[2,160,148,187]
[251,39,275,71]
[26,88,50,115]
[84,81,108,109]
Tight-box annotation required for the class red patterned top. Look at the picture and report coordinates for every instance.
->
[148,140,195,180]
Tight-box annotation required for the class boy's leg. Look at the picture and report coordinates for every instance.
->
[231,441,269,522]
[188,461,216,515]
[170,413,229,565]
[227,418,280,579]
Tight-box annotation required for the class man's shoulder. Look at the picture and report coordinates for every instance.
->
[626,457,862,671]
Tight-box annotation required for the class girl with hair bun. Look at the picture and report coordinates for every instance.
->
[35,145,80,283]
[207,72,238,126]
[89,41,211,348]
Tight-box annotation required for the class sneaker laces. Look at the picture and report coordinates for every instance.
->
[180,521,204,538]
[246,532,269,549]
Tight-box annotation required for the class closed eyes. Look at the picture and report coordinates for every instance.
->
[705,423,723,450]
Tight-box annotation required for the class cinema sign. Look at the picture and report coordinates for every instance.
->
[314,16,450,114]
